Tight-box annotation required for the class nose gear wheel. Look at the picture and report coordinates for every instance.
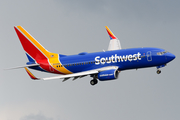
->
[157,69,161,74]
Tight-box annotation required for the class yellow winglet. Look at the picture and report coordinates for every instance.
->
[105,26,117,39]
[24,67,40,80]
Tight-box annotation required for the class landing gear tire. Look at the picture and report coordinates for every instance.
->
[90,79,98,86]
[157,69,161,74]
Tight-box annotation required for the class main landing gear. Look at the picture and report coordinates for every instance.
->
[156,69,161,74]
[90,79,98,86]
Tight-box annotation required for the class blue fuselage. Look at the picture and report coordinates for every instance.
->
[58,47,175,73]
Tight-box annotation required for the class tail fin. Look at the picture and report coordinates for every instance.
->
[14,26,71,75]
[14,26,54,62]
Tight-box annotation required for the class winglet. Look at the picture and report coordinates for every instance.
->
[105,26,122,51]
[105,26,117,40]
[24,67,40,80]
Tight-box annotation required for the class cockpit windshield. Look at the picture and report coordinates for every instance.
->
[157,51,168,55]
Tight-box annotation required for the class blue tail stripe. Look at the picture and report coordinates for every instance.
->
[26,53,35,62]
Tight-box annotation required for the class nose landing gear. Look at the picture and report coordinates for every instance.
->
[156,64,166,74]
[156,69,161,74]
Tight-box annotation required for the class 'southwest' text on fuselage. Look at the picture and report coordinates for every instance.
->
[95,52,142,65]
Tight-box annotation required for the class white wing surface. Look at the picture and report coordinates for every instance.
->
[25,66,119,81]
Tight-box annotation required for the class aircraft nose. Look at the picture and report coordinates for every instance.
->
[166,52,176,62]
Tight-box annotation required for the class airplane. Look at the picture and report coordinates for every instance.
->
[8,26,175,85]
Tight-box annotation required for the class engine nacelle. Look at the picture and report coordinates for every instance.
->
[98,69,119,81]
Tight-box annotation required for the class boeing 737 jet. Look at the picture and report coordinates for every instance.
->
[8,26,175,85]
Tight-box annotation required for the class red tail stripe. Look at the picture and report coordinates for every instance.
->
[14,27,47,61]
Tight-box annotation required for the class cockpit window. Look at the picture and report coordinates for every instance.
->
[157,51,168,55]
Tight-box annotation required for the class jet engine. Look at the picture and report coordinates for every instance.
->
[98,69,119,81]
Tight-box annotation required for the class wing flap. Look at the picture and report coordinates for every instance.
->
[73,76,79,80]
[62,77,71,82]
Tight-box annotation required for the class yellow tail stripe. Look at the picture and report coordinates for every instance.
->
[17,26,51,58]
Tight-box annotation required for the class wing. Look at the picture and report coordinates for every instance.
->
[25,66,119,82]
[105,26,122,51]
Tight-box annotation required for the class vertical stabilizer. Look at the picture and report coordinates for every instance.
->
[14,26,52,61]
[14,26,72,75]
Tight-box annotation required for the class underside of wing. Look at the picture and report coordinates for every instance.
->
[105,26,122,51]
[24,66,119,82]
[42,70,99,81]
[43,66,119,81]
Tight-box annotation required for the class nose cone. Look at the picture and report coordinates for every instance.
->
[166,53,176,62]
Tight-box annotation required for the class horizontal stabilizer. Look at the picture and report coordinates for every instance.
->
[5,64,39,70]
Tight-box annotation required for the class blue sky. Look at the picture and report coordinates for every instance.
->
[0,0,179,120]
